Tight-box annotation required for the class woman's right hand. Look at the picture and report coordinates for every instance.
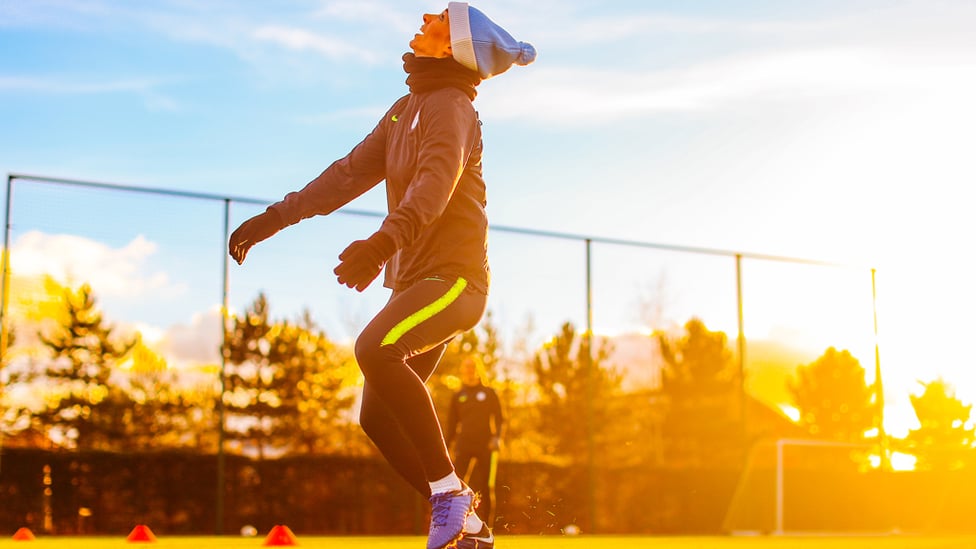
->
[228,209,285,265]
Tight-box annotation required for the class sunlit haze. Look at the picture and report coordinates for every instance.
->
[2,0,975,453]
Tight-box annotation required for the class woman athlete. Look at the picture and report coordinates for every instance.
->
[228,4,534,548]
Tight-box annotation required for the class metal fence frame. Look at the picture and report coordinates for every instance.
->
[0,172,884,533]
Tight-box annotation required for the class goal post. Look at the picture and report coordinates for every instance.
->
[723,437,882,535]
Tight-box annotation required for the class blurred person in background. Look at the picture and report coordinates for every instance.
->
[447,356,504,530]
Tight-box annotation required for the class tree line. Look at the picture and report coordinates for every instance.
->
[2,281,973,473]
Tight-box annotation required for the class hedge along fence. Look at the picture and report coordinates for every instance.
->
[2,449,975,536]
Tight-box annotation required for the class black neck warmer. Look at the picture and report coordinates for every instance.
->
[403,52,481,101]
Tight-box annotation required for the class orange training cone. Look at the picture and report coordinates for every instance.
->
[264,524,297,546]
[126,524,157,543]
[12,527,35,541]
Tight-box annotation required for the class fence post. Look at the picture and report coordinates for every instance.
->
[216,198,231,534]
[872,268,888,470]
[0,175,12,476]
[735,254,748,448]
[1,175,12,365]
[583,239,597,533]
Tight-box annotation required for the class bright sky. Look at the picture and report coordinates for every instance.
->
[2,0,976,443]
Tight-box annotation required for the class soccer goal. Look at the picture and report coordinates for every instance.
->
[722,438,886,535]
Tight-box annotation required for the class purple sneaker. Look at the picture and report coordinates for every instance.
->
[427,487,478,549]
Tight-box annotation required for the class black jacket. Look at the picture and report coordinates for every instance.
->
[270,87,489,293]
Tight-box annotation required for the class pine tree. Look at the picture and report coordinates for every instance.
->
[657,318,743,467]
[223,294,360,457]
[789,347,876,442]
[901,379,974,471]
[0,327,15,436]
[28,283,136,450]
[119,338,219,451]
[532,322,619,461]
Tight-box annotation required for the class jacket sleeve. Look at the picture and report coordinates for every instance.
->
[377,91,479,248]
[268,101,399,226]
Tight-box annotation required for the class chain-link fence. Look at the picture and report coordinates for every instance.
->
[1,173,887,535]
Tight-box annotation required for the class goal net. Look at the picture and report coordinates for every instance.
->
[722,438,890,535]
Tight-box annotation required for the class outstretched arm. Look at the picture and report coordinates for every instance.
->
[228,208,285,264]
[228,99,400,265]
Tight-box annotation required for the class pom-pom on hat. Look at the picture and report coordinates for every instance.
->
[448,2,536,79]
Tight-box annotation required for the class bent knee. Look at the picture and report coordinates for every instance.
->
[354,334,401,378]
[358,404,379,439]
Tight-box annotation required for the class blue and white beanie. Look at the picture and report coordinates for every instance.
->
[448,2,536,79]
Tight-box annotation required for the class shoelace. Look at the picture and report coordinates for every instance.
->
[429,493,455,527]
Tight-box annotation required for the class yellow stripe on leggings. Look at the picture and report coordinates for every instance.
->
[381,277,468,346]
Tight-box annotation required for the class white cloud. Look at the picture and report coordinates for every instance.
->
[154,306,223,366]
[478,46,976,124]
[0,0,114,30]
[522,1,976,52]
[11,230,182,299]
[0,75,163,94]
[131,2,407,68]
[253,25,379,64]
[313,1,416,34]
[0,75,183,112]
[1,0,397,75]
[7,231,221,370]
[534,11,846,46]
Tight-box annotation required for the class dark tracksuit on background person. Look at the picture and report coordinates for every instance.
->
[447,379,503,525]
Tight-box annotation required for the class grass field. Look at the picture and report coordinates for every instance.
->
[2,535,975,549]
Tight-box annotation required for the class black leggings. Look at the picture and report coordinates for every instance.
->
[356,276,486,497]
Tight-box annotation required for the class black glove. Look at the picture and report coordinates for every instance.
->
[229,208,285,265]
[334,232,397,292]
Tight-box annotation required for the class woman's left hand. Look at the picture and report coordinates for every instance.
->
[334,232,397,292]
